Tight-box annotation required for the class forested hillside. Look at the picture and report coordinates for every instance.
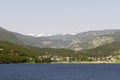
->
[0,40,120,63]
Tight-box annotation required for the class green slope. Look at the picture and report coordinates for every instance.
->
[0,40,38,63]
[0,27,22,44]
[80,42,120,57]
[109,31,120,42]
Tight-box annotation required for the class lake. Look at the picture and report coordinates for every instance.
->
[0,64,120,80]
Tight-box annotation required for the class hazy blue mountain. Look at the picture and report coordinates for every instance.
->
[0,27,120,50]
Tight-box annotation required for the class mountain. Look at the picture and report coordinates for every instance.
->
[35,29,120,50]
[0,27,120,50]
[45,29,120,50]
[1,38,120,63]
[26,33,53,37]
[0,27,47,46]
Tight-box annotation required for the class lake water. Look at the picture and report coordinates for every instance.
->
[0,64,120,80]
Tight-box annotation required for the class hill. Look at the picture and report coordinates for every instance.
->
[0,40,120,63]
[0,27,22,44]
[0,40,75,63]
[80,42,120,57]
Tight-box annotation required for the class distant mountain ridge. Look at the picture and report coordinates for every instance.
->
[26,32,80,37]
[0,27,120,50]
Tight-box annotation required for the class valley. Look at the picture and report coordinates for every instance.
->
[0,27,120,63]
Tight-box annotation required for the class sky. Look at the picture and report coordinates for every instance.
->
[0,0,120,34]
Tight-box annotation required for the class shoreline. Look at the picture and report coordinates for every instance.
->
[50,61,120,64]
[0,61,120,64]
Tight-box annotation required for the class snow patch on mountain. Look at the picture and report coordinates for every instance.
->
[26,33,53,37]
[26,32,80,37]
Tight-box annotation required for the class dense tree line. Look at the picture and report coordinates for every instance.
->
[0,40,120,63]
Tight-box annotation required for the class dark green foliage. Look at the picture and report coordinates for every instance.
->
[0,40,37,63]
[0,54,27,63]
[35,57,51,63]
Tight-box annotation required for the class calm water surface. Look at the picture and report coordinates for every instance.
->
[0,64,120,80]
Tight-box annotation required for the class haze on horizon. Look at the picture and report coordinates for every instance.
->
[0,0,120,34]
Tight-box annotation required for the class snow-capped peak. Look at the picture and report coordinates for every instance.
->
[69,32,80,35]
[26,33,53,37]
[26,32,80,37]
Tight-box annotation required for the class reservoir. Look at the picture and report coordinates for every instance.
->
[0,64,120,80]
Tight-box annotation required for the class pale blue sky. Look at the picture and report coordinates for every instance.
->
[0,0,120,34]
